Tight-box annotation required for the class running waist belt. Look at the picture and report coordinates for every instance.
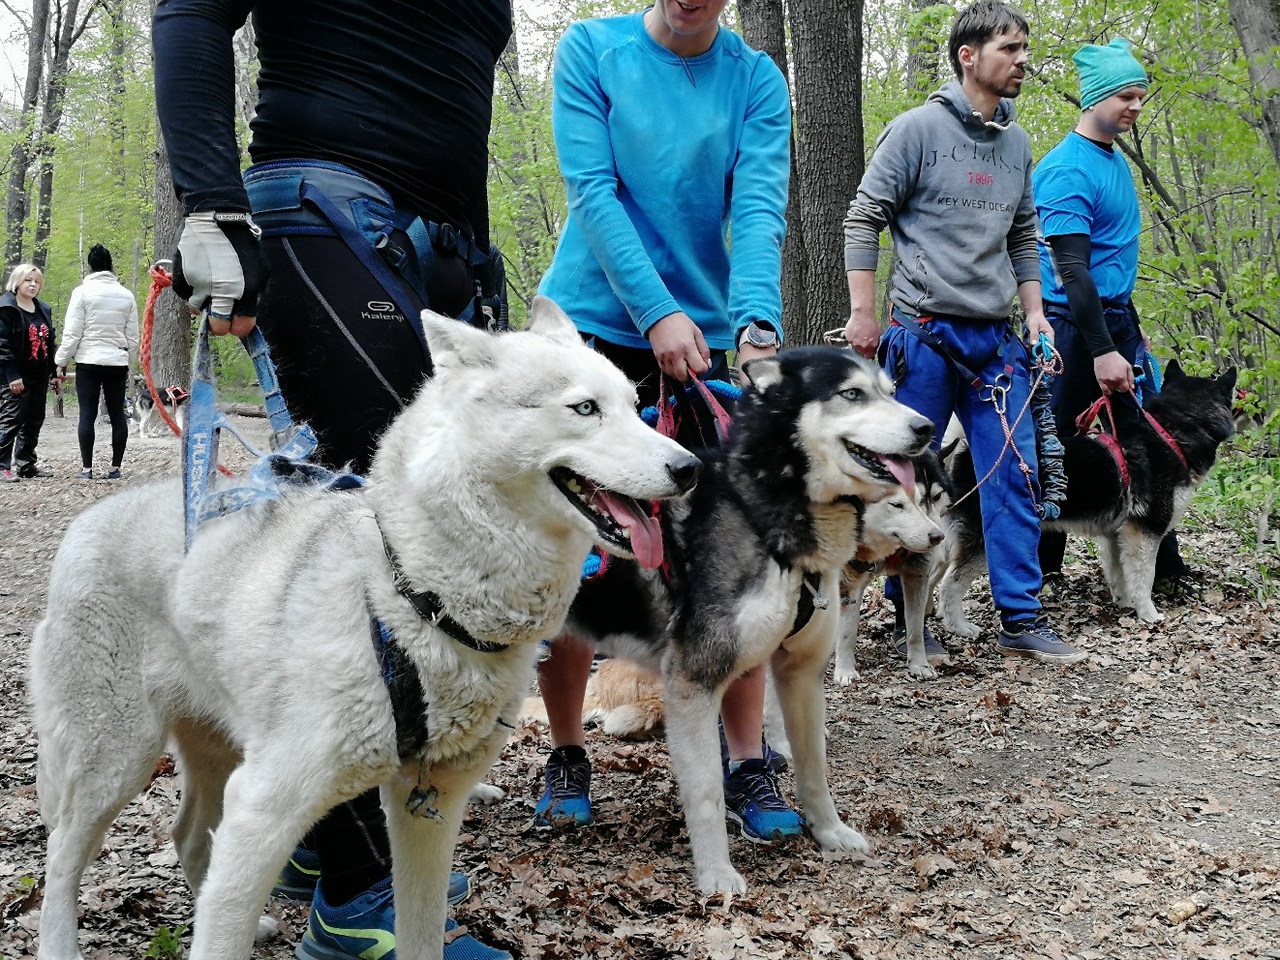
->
[243,159,508,352]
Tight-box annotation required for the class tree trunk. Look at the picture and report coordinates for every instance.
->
[788,0,864,344]
[33,0,92,269]
[1228,0,1280,171]
[149,127,192,421]
[4,0,50,266]
[738,0,807,340]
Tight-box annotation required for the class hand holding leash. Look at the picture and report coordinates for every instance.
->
[1093,350,1135,396]
[172,212,268,336]
[649,311,710,381]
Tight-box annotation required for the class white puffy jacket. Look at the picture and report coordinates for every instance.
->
[55,271,140,368]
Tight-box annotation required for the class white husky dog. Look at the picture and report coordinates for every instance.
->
[31,299,699,960]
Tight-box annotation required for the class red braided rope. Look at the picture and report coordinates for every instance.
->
[141,264,184,439]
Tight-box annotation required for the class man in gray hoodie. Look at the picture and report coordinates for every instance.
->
[843,0,1085,664]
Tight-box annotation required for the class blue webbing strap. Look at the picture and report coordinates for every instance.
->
[182,317,356,552]
[182,319,221,551]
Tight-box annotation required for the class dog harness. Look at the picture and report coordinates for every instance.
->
[376,522,510,655]
[1075,393,1188,490]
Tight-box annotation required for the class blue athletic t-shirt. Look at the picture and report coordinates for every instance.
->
[1034,132,1141,309]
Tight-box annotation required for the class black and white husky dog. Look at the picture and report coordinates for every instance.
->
[938,360,1238,627]
[563,347,934,894]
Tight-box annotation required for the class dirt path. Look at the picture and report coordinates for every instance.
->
[2,408,1279,959]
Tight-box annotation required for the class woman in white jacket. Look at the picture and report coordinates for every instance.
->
[55,244,139,479]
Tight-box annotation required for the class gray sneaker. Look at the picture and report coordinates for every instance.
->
[890,623,950,664]
[997,617,1087,665]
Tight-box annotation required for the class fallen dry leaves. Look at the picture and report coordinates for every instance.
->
[2,415,1279,958]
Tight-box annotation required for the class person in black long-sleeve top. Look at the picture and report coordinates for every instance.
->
[152,3,513,958]
[0,264,57,481]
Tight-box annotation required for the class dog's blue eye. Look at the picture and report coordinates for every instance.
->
[840,388,864,402]
[571,400,598,416]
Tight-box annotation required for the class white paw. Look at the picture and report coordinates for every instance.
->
[906,661,938,681]
[469,782,505,806]
[833,665,861,686]
[256,915,280,943]
[696,863,749,895]
[809,820,871,855]
[1134,603,1164,623]
[943,618,981,639]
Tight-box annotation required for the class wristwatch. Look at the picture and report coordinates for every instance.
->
[737,321,780,350]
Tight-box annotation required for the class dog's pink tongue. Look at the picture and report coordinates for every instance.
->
[598,492,665,569]
[883,456,916,494]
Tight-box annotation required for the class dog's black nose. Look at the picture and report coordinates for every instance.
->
[929,530,945,546]
[910,417,935,444]
[668,455,702,493]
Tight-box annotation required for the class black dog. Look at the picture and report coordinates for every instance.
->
[938,360,1238,626]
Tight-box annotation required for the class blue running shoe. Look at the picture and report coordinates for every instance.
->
[723,758,804,844]
[534,745,591,828]
[997,616,1088,665]
[273,846,322,901]
[296,877,510,960]
[274,847,470,907]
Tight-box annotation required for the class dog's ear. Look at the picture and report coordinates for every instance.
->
[742,356,784,390]
[421,309,497,368]
[1163,357,1184,383]
[526,296,582,346]
[1217,366,1238,394]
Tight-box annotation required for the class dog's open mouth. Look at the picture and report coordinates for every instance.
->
[550,468,664,569]
[843,441,916,493]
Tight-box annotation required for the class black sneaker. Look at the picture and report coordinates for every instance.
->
[1152,569,1204,600]
[534,745,591,827]
[997,616,1087,665]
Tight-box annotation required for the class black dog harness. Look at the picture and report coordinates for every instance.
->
[371,519,510,765]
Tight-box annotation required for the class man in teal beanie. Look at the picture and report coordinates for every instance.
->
[1075,37,1149,110]
[1033,38,1196,599]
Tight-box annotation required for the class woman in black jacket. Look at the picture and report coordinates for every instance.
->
[0,264,58,481]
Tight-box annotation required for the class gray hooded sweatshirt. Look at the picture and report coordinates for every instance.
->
[843,80,1040,322]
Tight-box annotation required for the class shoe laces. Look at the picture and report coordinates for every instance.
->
[728,761,790,811]
[1007,616,1061,644]
[544,748,590,800]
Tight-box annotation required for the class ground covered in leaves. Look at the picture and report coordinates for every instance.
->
[2,409,1280,959]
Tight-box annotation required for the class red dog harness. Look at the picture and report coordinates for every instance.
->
[1076,394,1187,489]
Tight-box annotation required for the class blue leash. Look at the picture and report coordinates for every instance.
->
[640,377,741,427]
[182,318,356,552]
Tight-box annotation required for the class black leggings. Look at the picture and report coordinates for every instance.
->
[74,364,128,469]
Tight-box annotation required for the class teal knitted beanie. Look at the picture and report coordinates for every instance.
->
[1074,37,1148,110]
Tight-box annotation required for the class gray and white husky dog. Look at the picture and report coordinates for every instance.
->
[937,361,1238,628]
[831,450,952,684]
[563,348,934,894]
[30,299,699,960]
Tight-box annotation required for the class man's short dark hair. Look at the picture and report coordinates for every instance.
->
[87,244,113,272]
[948,1,1030,80]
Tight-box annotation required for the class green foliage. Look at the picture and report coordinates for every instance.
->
[1185,432,1280,600]
[25,0,157,325]
[143,923,187,960]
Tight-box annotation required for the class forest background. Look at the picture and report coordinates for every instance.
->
[3,0,1280,443]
